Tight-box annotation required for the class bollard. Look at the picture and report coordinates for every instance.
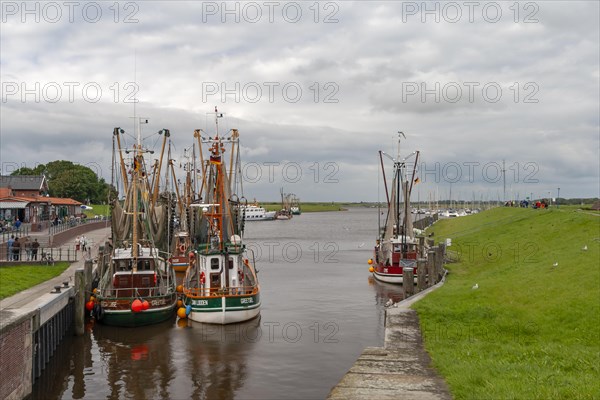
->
[417,258,427,291]
[427,249,436,286]
[403,267,415,298]
[434,245,443,282]
[427,238,435,247]
[84,260,93,298]
[417,236,425,258]
[74,268,85,336]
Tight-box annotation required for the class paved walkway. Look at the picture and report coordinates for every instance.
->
[0,227,110,311]
[327,275,452,400]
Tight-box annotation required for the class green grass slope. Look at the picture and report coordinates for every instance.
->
[414,207,600,399]
[0,263,70,299]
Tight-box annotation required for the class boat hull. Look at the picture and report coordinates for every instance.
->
[186,292,261,324]
[97,295,178,327]
[372,271,417,285]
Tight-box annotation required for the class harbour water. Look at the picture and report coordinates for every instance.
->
[30,208,405,400]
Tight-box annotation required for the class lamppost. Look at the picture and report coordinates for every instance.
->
[557,188,560,208]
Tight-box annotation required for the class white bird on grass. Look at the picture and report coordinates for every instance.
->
[582,245,588,251]
[472,283,479,290]
[553,262,559,267]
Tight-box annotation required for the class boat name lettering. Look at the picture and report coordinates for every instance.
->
[150,299,166,306]
[194,299,209,306]
[101,301,118,308]
[383,268,388,273]
[241,298,253,304]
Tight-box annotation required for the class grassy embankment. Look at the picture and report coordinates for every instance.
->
[413,207,599,399]
[83,204,110,218]
[0,262,70,299]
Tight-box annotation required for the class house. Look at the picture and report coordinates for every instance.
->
[0,175,49,198]
[0,175,81,225]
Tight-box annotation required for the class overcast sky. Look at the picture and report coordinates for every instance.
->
[1,1,598,202]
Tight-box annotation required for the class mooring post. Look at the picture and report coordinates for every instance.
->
[417,258,427,291]
[84,260,93,298]
[427,249,437,285]
[74,268,85,336]
[435,244,445,281]
[417,236,425,258]
[403,267,415,298]
[427,238,435,248]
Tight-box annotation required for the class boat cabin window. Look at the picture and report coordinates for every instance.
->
[210,273,220,290]
[211,258,220,270]
[117,260,128,271]
[228,257,234,269]
[137,259,152,270]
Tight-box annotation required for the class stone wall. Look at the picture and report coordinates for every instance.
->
[0,311,34,400]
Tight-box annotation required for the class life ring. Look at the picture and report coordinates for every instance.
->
[200,271,206,285]
[179,244,186,253]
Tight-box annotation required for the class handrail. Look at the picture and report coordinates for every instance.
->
[183,285,258,298]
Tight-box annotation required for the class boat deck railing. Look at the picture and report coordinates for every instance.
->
[183,285,258,298]
[97,285,174,299]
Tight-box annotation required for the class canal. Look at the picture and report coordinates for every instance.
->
[31,208,405,399]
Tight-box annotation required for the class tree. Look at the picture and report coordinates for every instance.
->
[11,160,112,203]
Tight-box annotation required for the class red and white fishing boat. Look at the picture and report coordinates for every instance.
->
[370,132,420,284]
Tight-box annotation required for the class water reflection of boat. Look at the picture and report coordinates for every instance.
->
[183,108,261,325]
[371,132,420,285]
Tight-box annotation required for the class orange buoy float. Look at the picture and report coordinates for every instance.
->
[368,259,373,265]
[142,300,150,310]
[176,299,183,308]
[176,284,183,293]
[131,299,143,312]
[369,266,374,273]
[177,307,187,319]
[89,295,96,302]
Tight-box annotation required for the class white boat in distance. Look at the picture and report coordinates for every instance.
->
[241,204,276,221]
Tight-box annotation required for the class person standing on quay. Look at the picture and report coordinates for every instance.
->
[32,238,40,261]
[75,236,81,252]
[12,237,21,261]
[7,235,15,261]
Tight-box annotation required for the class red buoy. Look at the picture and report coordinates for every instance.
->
[142,300,150,310]
[131,299,143,312]
[85,301,94,311]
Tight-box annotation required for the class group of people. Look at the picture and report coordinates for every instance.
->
[6,235,40,261]
[0,218,22,233]
[75,235,89,252]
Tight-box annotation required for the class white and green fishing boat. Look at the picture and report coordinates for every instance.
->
[182,109,260,324]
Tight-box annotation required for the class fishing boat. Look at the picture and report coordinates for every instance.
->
[371,132,420,285]
[241,201,276,221]
[182,109,261,324]
[276,188,293,220]
[290,194,302,215]
[94,123,178,327]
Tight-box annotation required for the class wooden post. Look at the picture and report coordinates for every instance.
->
[84,260,93,297]
[427,238,435,247]
[417,258,427,291]
[427,249,437,285]
[74,268,85,336]
[417,236,425,258]
[434,245,444,282]
[403,267,414,298]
